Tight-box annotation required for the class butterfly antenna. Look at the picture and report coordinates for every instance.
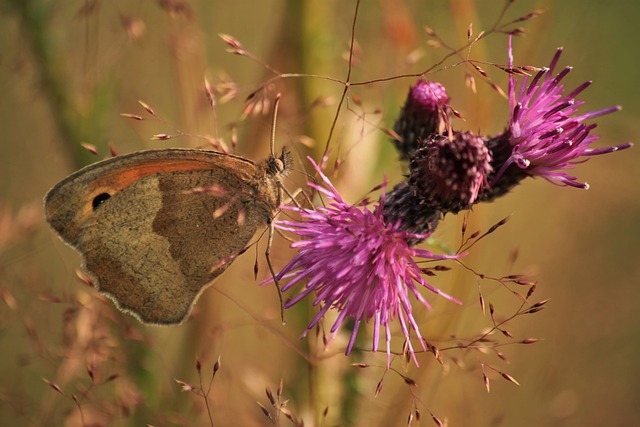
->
[270,93,281,157]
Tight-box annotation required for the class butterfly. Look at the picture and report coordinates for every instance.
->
[45,98,292,325]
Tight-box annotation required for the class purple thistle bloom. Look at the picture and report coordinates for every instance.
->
[492,38,632,190]
[393,79,451,160]
[276,158,462,366]
[410,131,492,212]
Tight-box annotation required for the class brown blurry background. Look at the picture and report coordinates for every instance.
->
[1,0,639,426]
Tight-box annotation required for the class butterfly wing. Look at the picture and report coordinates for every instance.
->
[45,149,274,324]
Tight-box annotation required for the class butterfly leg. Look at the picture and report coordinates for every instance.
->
[265,219,286,324]
[280,185,304,208]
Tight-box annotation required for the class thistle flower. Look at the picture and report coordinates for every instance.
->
[276,158,462,366]
[393,79,451,160]
[409,131,492,212]
[487,38,632,197]
[381,182,442,246]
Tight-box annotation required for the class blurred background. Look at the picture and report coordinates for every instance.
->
[1,0,639,425]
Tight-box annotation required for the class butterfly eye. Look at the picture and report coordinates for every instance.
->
[92,192,112,210]
[273,158,285,173]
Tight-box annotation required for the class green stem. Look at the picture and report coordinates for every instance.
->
[8,0,97,168]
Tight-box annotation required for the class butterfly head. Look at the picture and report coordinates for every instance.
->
[268,147,293,179]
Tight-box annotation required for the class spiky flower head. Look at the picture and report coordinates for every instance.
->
[381,182,442,246]
[485,38,632,199]
[275,158,462,366]
[409,131,492,213]
[393,79,451,160]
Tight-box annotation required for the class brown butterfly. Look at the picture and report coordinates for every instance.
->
[45,100,292,325]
